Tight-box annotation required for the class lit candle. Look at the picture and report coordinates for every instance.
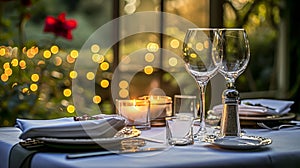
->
[149,96,172,118]
[149,98,166,119]
[118,99,150,130]
[139,96,172,126]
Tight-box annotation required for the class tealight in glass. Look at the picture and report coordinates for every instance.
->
[117,99,151,130]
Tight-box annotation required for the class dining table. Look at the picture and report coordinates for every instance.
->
[1,121,300,168]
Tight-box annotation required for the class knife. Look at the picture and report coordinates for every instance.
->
[66,147,167,159]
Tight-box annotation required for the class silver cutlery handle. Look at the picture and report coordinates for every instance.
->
[66,147,167,159]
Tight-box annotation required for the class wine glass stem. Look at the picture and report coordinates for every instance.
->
[226,78,236,89]
[198,83,207,133]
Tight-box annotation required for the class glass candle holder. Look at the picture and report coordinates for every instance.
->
[139,96,172,127]
[118,99,151,130]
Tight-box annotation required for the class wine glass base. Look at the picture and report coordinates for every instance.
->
[194,127,207,142]
[196,132,207,142]
[194,125,223,142]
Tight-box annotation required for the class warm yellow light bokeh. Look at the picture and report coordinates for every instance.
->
[0,48,5,56]
[93,95,102,104]
[63,89,72,97]
[30,83,38,92]
[144,53,155,62]
[11,59,18,67]
[11,83,18,88]
[22,87,29,93]
[195,42,204,51]
[26,46,39,59]
[119,89,129,98]
[170,39,180,48]
[54,56,63,66]
[124,3,136,14]
[169,57,178,66]
[92,54,101,63]
[190,53,197,59]
[70,50,78,58]
[37,60,45,65]
[92,54,105,63]
[50,45,59,54]
[67,105,75,113]
[3,62,10,69]
[67,55,76,64]
[86,72,95,80]
[1,74,8,82]
[147,42,159,52]
[119,80,129,89]
[4,68,12,76]
[31,74,39,82]
[43,50,52,59]
[69,71,78,79]
[19,60,26,69]
[100,62,109,71]
[91,44,100,53]
[100,79,109,88]
[144,65,154,75]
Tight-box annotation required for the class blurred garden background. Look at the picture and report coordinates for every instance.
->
[0,0,299,126]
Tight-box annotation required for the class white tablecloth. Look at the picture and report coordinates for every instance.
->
[1,126,300,168]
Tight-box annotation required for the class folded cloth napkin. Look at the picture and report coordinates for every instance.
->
[241,99,294,115]
[212,99,294,116]
[212,104,268,116]
[16,115,126,140]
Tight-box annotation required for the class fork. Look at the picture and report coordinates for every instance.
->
[257,122,299,130]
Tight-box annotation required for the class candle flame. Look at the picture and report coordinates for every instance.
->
[133,99,136,106]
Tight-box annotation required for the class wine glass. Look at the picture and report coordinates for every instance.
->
[216,28,250,137]
[183,28,222,140]
[217,28,250,89]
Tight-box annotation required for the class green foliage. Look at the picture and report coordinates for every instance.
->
[0,46,76,126]
[224,0,280,92]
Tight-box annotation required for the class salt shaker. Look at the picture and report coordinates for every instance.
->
[220,87,241,137]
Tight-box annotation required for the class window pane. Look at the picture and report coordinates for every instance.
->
[223,0,281,98]
[115,0,210,101]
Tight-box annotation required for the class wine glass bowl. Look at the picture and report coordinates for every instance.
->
[183,28,222,139]
[217,28,250,87]
[183,29,222,85]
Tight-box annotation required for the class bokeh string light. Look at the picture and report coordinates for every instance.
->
[0,46,79,123]
[1,32,186,125]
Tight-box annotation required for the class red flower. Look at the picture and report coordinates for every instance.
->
[43,12,77,40]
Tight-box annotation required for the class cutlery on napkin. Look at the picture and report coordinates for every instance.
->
[16,115,126,140]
